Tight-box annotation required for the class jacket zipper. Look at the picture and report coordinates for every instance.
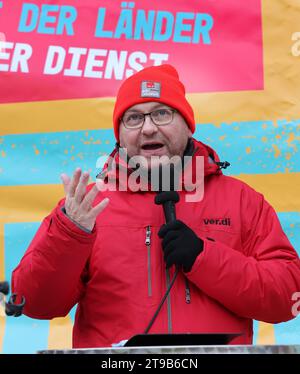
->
[185,278,191,304]
[145,226,152,297]
[166,269,172,333]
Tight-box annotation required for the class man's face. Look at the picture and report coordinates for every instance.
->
[119,101,192,169]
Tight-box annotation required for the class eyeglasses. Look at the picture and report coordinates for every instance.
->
[121,108,177,129]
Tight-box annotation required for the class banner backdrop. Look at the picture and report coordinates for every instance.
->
[0,0,263,103]
[0,0,300,353]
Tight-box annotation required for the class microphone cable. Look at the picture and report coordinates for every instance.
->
[144,268,179,334]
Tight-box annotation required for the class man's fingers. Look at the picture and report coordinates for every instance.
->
[68,168,82,197]
[162,231,180,249]
[158,220,183,238]
[60,173,71,195]
[74,171,90,203]
[90,198,110,218]
[81,184,100,210]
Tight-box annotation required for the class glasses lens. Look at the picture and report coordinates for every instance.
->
[151,109,173,125]
[122,113,144,128]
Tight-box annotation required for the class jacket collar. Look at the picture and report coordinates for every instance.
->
[97,138,223,192]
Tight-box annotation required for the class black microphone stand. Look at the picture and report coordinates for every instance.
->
[0,281,25,317]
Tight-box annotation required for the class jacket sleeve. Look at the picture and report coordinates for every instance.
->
[11,199,97,319]
[186,185,300,324]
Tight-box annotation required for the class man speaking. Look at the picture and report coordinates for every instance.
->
[12,65,300,348]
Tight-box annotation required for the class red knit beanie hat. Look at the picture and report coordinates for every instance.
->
[113,64,195,142]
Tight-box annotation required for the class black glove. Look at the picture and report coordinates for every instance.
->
[158,220,204,272]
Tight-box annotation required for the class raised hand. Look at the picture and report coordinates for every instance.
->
[60,168,109,231]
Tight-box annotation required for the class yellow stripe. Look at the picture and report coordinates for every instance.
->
[0,184,64,224]
[0,173,299,226]
[257,321,275,345]
[0,316,5,353]
[235,172,300,212]
[1,3,300,136]
[0,224,4,287]
[48,316,73,350]
[0,98,115,135]
[0,224,5,352]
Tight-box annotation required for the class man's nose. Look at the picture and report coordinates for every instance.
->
[141,115,158,135]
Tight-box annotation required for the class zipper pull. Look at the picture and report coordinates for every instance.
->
[145,226,151,245]
[185,278,191,304]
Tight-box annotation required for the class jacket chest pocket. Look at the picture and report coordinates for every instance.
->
[193,225,242,252]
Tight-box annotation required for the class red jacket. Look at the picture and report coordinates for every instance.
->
[12,139,300,347]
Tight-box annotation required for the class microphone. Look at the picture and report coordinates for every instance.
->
[154,163,180,223]
[154,191,179,223]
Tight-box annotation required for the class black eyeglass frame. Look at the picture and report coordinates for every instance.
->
[120,108,177,129]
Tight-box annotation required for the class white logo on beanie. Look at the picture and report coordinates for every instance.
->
[141,81,161,98]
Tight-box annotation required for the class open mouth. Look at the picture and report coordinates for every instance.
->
[141,143,164,150]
